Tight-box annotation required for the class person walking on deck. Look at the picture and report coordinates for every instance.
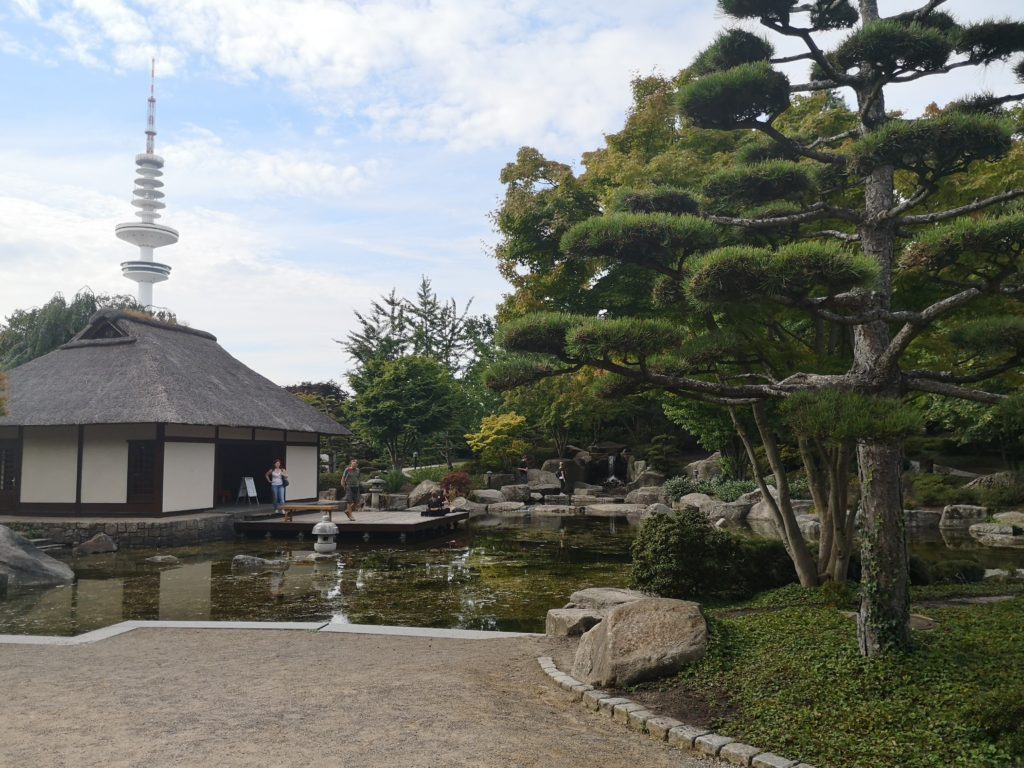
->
[340,458,360,521]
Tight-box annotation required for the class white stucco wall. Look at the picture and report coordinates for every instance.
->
[81,424,156,504]
[21,426,78,503]
[285,444,317,500]
[162,442,216,513]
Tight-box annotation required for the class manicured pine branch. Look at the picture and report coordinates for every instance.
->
[904,357,1022,385]
[805,130,859,150]
[904,376,1005,404]
[772,52,813,64]
[891,60,984,84]
[763,20,859,88]
[810,229,861,243]
[883,183,938,219]
[877,287,983,371]
[756,123,847,165]
[790,79,843,93]
[900,189,1024,225]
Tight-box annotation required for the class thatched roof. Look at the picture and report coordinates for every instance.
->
[0,309,349,435]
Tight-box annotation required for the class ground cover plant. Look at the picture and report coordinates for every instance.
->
[626,595,1024,768]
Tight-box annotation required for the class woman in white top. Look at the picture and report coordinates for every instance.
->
[265,459,288,513]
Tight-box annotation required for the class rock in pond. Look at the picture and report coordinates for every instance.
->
[572,597,707,687]
[939,504,988,529]
[566,587,647,612]
[145,555,180,565]
[408,480,441,507]
[969,523,1024,548]
[500,484,531,502]
[231,554,288,571]
[73,533,117,555]
[586,503,646,517]
[0,525,75,588]
[625,486,668,505]
[993,511,1024,525]
[471,489,504,504]
[486,501,527,516]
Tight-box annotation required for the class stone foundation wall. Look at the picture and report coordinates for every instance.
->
[6,514,236,549]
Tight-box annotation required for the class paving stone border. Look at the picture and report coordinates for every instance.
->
[537,656,814,768]
[3,514,236,549]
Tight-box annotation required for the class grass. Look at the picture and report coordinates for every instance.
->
[631,589,1024,768]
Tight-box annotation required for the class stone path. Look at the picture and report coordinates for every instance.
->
[0,627,723,768]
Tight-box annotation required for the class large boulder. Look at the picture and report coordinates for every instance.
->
[409,480,441,507]
[969,523,1024,548]
[939,504,988,529]
[384,493,409,510]
[586,503,647,517]
[625,471,667,491]
[683,452,722,482]
[737,486,777,505]
[545,608,602,637]
[531,505,576,516]
[703,500,752,527]
[471,489,504,504]
[994,511,1024,525]
[566,587,647,612]
[644,503,673,517]
[145,555,180,565]
[748,498,814,522]
[574,481,603,493]
[318,488,338,501]
[796,514,821,540]
[73,533,117,555]
[0,526,75,588]
[677,492,715,511]
[966,471,1020,490]
[526,468,560,485]
[572,598,707,686]
[486,501,527,516]
[500,484,531,502]
[625,486,668,505]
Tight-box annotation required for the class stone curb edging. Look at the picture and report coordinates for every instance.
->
[537,657,815,768]
[0,620,542,646]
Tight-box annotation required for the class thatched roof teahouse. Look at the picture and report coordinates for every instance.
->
[0,309,348,516]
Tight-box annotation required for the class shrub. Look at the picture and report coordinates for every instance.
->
[440,471,472,499]
[664,475,699,500]
[703,478,758,501]
[905,472,977,506]
[319,471,341,492]
[630,509,796,600]
[406,466,448,484]
[382,469,406,493]
[931,559,986,584]
[978,479,1024,509]
[908,554,932,586]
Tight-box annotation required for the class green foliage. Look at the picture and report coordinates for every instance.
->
[677,62,790,129]
[690,29,774,76]
[662,474,760,502]
[782,390,924,443]
[668,598,1024,767]
[664,475,699,500]
[630,508,795,600]
[977,477,1024,509]
[498,312,579,357]
[483,355,568,391]
[701,160,813,212]
[351,355,459,469]
[955,20,1024,64]
[905,473,977,507]
[440,471,472,498]
[902,213,1024,279]
[464,412,530,471]
[561,212,719,264]
[319,471,341,492]
[382,468,407,493]
[831,20,952,76]
[566,317,686,360]
[406,465,449,484]
[718,0,795,24]
[848,113,1013,180]
[608,186,699,215]
[0,289,170,370]
[930,559,986,584]
[808,0,857,31]
[686,243,878,306]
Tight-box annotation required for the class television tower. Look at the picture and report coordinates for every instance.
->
[115,59,177,308]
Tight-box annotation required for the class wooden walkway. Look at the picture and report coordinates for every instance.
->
[234,507,469,540]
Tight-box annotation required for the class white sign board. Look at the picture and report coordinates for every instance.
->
[237,476,258,503]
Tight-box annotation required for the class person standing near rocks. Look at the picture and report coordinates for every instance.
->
[340,458,360,521]
[265,459,288,515]
[556,462,567,493]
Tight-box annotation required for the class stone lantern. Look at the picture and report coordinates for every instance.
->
[366,476,387,509]
[312,513,338,554]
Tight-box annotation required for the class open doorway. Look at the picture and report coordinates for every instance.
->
[215,441,283,506]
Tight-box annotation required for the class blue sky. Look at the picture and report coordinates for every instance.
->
[0,0,1020,385]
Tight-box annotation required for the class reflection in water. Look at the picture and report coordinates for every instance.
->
[0,516,634,637]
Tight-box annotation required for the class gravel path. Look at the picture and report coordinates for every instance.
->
[0,629,721,768]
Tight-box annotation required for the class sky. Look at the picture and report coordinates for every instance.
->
[0,0,1021,386]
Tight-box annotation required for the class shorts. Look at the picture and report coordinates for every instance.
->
[344,486,360,503]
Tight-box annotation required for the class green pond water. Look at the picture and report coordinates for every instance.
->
[0,516,636,637]
[2,516,1021,637]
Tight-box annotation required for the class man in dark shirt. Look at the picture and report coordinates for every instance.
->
[341,458,360,521]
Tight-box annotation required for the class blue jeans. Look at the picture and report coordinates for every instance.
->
[272,484,286,506]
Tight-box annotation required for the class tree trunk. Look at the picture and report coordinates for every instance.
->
[856,441,910,655]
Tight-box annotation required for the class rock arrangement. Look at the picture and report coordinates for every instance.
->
[5,515,235,550]
[0,525,75,589]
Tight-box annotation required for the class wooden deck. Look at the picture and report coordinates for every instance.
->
[234,507,469,540]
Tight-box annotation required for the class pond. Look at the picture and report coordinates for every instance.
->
[2,515,1021,637]
[0,516,636,637]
